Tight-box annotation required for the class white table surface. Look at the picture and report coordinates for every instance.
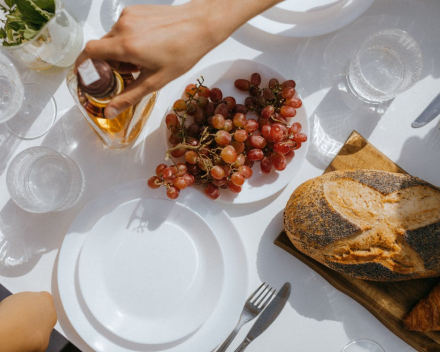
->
[1,0,440,351]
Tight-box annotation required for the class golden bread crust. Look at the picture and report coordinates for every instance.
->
[283,169,440,281]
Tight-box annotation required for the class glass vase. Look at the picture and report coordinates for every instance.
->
[2,0,83,70]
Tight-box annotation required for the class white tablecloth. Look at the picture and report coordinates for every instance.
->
[1,0,439,351]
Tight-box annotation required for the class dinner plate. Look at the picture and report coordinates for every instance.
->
[248,0,375,37]
[77,198,224,344]
[163,59,309,204]
[275,0,344,12]
[58,180,249,352]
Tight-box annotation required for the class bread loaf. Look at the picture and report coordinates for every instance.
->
[283,169,440,281]
[404,281,440,331]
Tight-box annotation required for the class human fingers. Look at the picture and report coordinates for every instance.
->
[108,60,141,73]
[104,71,160,119]
[74,38,125,72]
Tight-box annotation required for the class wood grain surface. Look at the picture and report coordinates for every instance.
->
[275,131,440,352]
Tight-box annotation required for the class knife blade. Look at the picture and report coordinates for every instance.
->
[234,282,291,352]
[412,93,440,128]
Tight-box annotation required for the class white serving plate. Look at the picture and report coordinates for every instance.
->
[162,59,309,204]
[58,180,249,352]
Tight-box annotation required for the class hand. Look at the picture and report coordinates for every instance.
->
[0,291,57,352]
[75,0,283,119]
[75,2,223,119]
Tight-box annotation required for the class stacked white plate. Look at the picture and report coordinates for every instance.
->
[58,181,249,351]
[248,0,375,37]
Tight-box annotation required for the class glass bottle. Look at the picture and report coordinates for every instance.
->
[66,59,157,149]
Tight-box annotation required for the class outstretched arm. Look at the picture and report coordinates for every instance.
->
[75,0,283,119]
[0,291,57,352]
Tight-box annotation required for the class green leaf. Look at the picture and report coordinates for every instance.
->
[23,27,37,39]
[0,28,6,39]
[16,0,55,26]
[5,0,15,8]
[7,21,22,31]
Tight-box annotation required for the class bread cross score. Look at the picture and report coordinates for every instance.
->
[322,179,440,275]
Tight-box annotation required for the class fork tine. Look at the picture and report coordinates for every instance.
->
[248,282,266,301]
[255,287,275,308]
[259,288,276,310]
[251,283,270,303]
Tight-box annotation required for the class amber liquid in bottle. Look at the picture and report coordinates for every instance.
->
[77,62,157,148]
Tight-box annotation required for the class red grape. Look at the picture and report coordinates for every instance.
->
[247,149,264,161]
[173,99,186,111]
[288,122,302,135]
[212,114,225,129]
[286,97,302,108]
[210,165,225,179]
[174,177,188,190]
[250,73,261,86]
[245,119,259,133]
[273,142,290,154]
[166,186,180,199]
[204,184,220,199]
[210,88,223,102]
[294,133,307,143]
[234,129,248,142]
[260,156,273,174]
[231,172,245,186]
[238,165,253,179]
[272,154,287,171]
[220,145,238,164]
[261,105,274,119]
[233,113,246,128]
[249,135,267,149]
[280,106,296,118]
[185,150,199,164]
[281,87,295,100]
[215,130,232,146]
[234,79,251,91]
[224,96,236,110]
[148,176,161,189]
[198,86,210,98]
[156,164,167,177]
[228,180,242,193]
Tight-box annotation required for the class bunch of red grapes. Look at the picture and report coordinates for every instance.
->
[148,73,307,200]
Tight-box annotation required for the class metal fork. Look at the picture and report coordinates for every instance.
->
[215,283,276,352]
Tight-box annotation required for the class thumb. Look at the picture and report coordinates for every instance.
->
[104,71,157,119]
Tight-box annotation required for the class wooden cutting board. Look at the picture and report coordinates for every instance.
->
[275,131,440,352]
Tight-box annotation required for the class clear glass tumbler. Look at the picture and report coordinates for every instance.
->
[6,147,84,213]
[2,0,84,70]
[341,339,385,352]
[0,52,24,123]
[347,29,423,103]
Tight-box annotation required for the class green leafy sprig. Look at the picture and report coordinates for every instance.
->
[0,0,55,46]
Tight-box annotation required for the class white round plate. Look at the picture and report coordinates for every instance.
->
[77,198,224,344]
[275,0,344,12]
[248,0,375,37]
[163,59,309,204]
[58,180,249,352]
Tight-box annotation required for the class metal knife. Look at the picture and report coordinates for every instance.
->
[234,282,291,352]
[412,93,440,128]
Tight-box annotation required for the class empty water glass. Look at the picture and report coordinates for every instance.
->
[341,339,385,352]
[347,29,423,103]
[6,147,84,213]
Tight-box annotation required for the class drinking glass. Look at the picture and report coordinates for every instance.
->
[6,147,84,213]
[341,339,385,352]
[346,29,423,103]
[2,0,83,70]
[0,51,56,139]
[0,51,24,123]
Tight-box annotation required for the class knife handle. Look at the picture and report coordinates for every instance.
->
[234,338,251,352]
[216,315,253,352]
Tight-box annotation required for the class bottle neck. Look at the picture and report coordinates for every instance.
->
[86,71,124,108]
